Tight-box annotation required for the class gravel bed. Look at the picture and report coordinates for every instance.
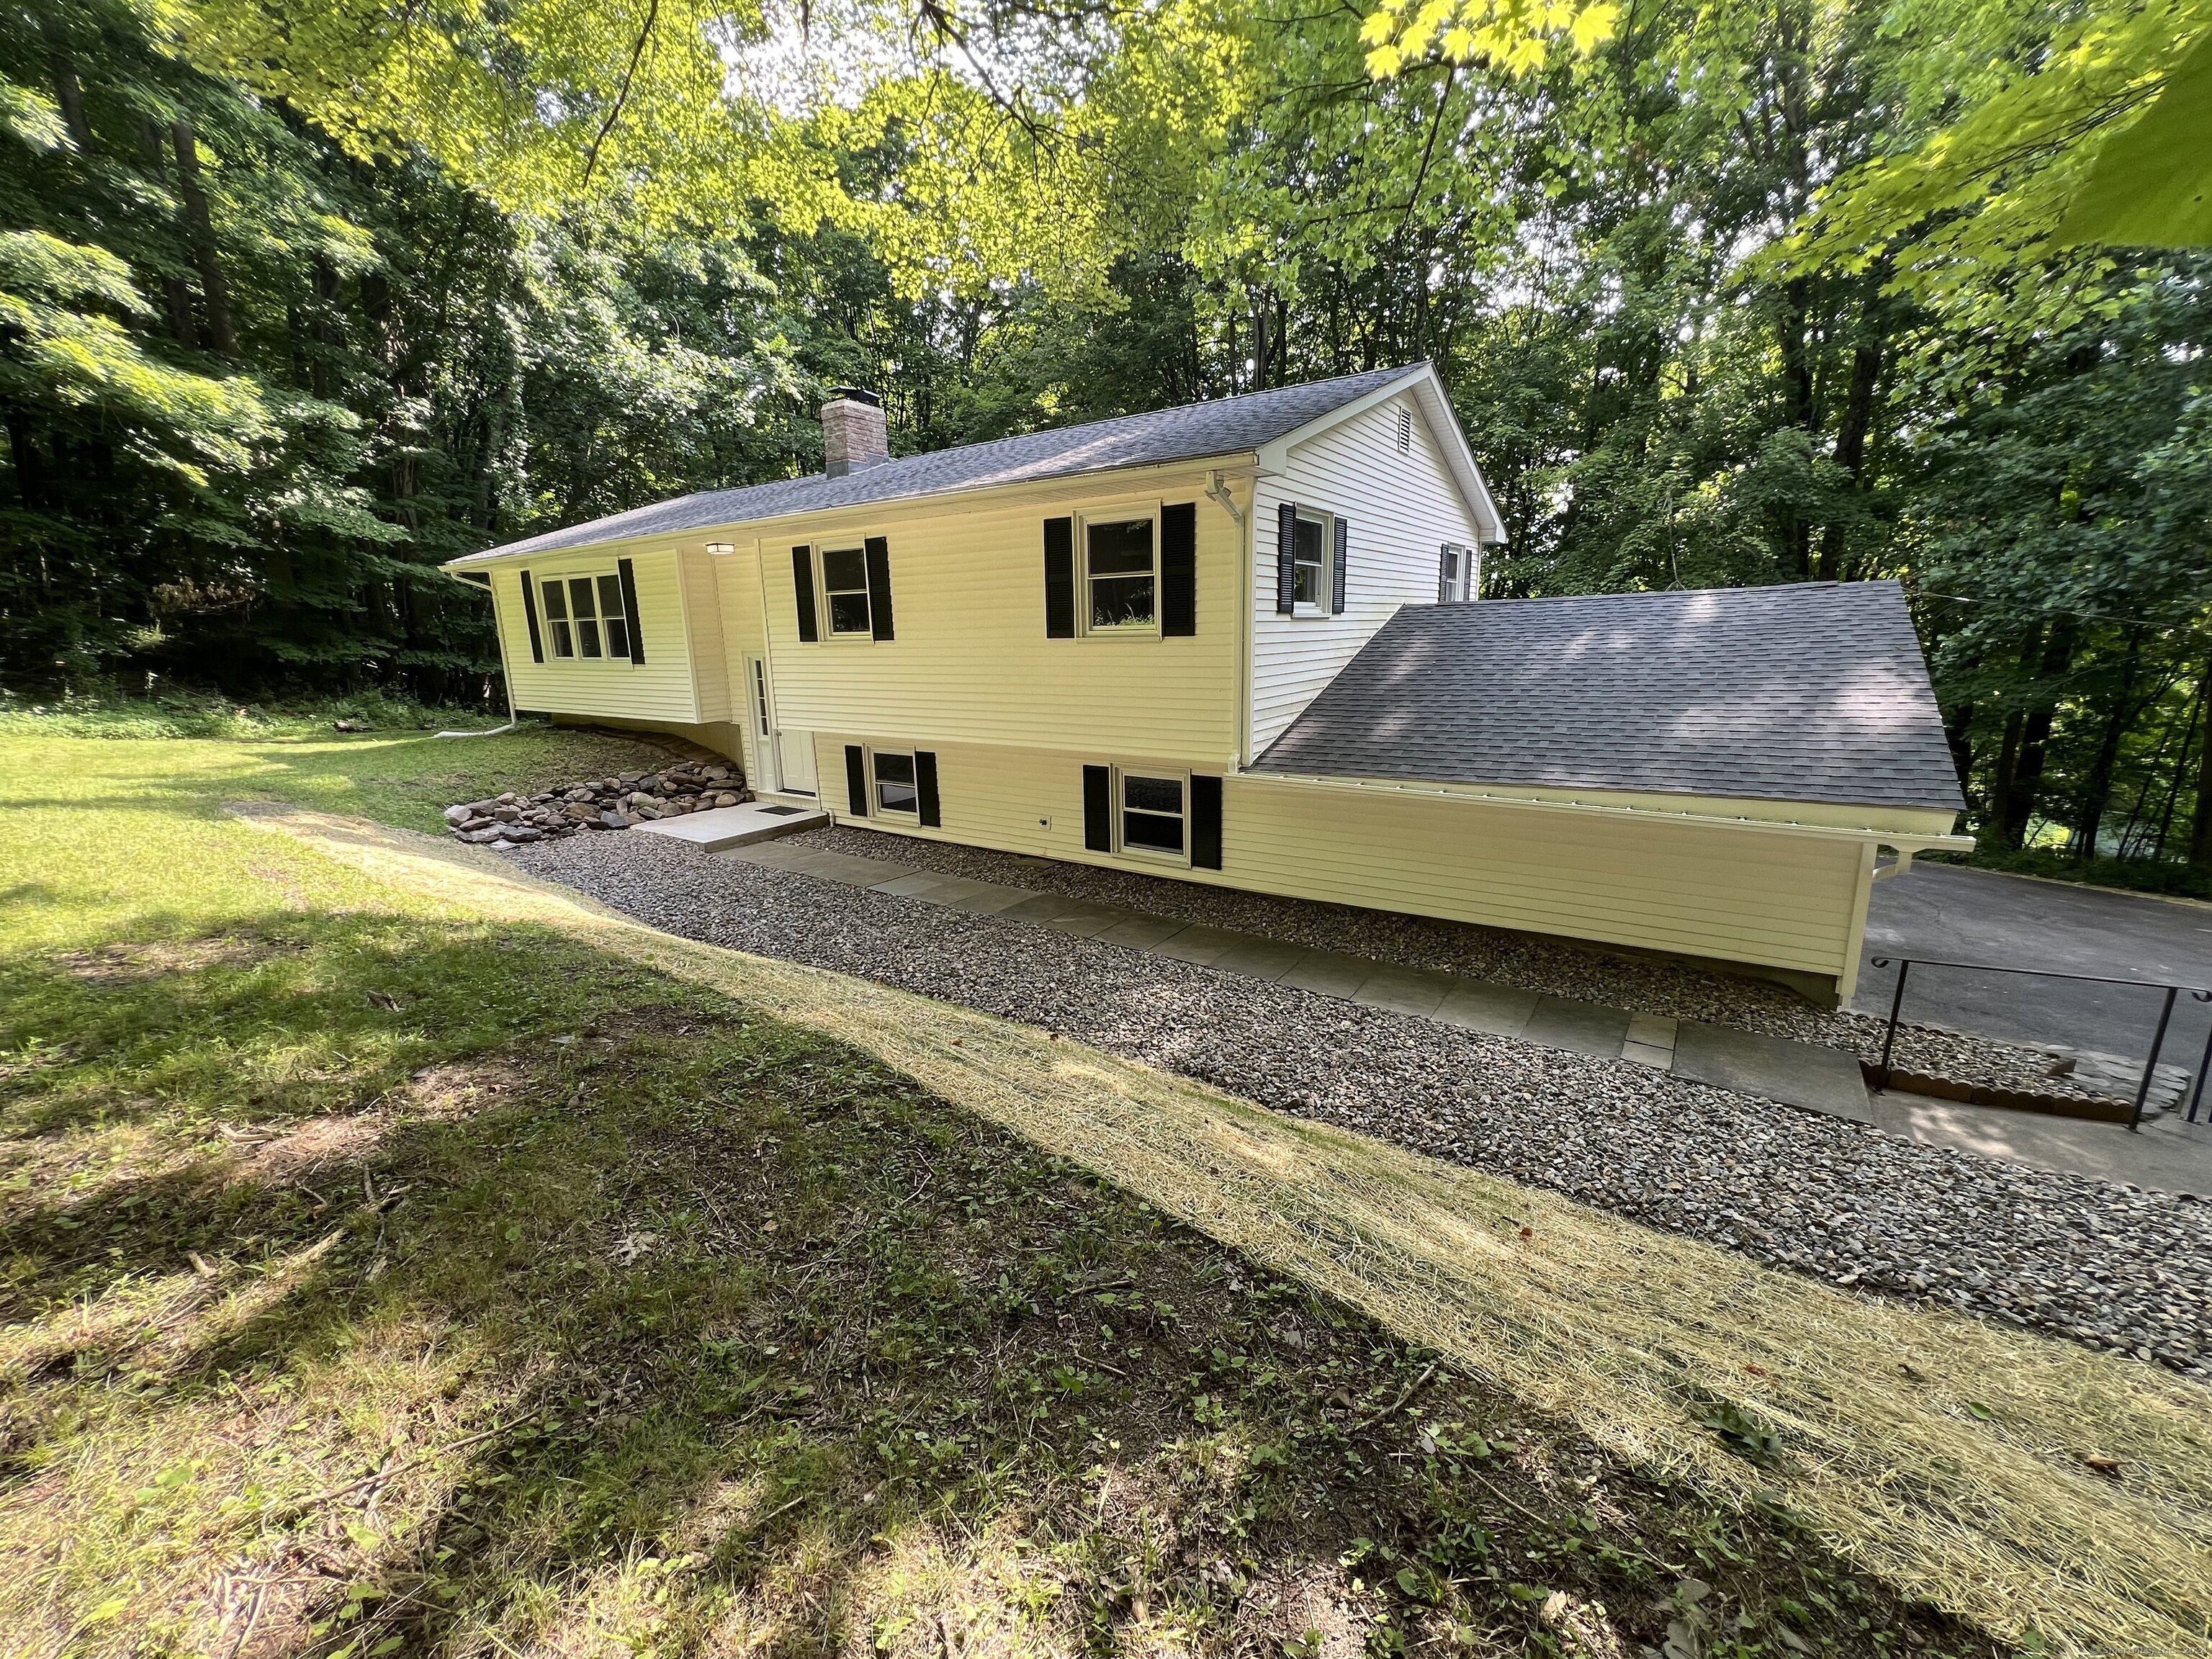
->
[510,832,2211,1376]
[799,827,2118,1105]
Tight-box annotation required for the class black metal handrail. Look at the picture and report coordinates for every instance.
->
[1867,956,2212,1132]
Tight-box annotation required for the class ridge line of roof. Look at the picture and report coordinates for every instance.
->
[446,361,1431,567]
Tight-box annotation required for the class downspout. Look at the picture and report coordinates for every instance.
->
[1210,469,1255,768]
[437,570,523,737]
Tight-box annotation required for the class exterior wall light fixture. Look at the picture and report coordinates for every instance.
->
[705,541,737,557]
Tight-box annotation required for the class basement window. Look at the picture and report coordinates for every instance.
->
[1119,771,1186,858]
[872,750,919,817]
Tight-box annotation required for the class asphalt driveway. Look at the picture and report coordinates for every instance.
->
[1855,863,2212,1077]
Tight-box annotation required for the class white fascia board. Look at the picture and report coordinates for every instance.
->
[1250,361,1506,544]
[1235,766,1974,850]
[439,454,1262,572]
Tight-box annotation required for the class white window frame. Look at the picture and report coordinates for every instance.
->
[537,570,633,663]
[1439,543,1475,603]
[1290,508,1334,618]
[1074,500,1163,638]
[868,747,920,818]
[813,543,875,641]
[1114,765,1190,865]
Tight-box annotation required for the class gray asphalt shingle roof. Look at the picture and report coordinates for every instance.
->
[451,364,1425,564]
[1252,580,1965,812]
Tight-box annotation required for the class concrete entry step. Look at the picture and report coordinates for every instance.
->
[1671,1021,1874,1123]
[635,801,830,853]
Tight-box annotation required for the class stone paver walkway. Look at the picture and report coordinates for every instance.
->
[718,835,1877,1123]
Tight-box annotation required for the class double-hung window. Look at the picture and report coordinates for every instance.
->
[1292,511,1329,611]
[821,547,872,636]
[872,751,919,817]
[1119,771,1186,858]
[540,573,630,660]
[1084,513,1157,631]
[1438,544,1475,603]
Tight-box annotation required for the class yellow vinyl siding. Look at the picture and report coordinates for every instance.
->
[807,737,1865,984]
[495,549,700,723]
[711,547,772,791]
[1251,393,1485,755]
[759,464,1243,764]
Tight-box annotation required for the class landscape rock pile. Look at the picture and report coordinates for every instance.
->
[445,760,747,845]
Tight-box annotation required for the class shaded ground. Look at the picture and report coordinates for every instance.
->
[1857,863,2212,1080]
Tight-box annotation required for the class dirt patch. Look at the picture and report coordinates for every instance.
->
[53,935,300,986]
[228,1114,390,1185]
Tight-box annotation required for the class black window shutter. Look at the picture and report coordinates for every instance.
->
[915,750,940,827]
[1190,775,1223,870]
[1438,546,1452,603]
[1275,502,1296,614]
[518,570,544,662]
[1331,516,1349,614]
[1082,765,1112,852]
[1161,503,1196,637]
[1043,517,1075,637]
[792,547,819,642]
[865,536,894,641]
[844,745,868,816]
[616,557,646,662]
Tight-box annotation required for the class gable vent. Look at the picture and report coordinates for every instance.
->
[1394,407,1413,454]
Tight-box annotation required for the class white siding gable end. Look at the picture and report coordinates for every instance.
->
[1248,373,1496,757]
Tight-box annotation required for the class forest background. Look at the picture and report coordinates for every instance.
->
[4,0,2210,879]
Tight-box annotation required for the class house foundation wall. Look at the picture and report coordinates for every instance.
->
[775,733,1859,1003]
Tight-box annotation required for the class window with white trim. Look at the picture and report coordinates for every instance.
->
[1292,511,1329,611]
[820,546,872,636]
[1118,770,1186,859]
[539,573,630,660]
[1082,511,1158,631]
[872,750,919,817]
[1439,543,1474,603]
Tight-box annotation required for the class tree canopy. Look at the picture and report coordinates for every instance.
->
[4,0,2211,876]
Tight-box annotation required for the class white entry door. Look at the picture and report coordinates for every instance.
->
[746,656,816,797]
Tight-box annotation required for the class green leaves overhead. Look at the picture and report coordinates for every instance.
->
[1358,0,1621,78]
[2056,21,2212,248]
[1794,0,2212,299]
[180,0,770,224]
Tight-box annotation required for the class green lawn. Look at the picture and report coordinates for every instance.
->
[0,725,2003,1658]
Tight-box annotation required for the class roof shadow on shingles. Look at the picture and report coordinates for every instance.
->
[454,363,1426,564]
[1252,580,1967,813]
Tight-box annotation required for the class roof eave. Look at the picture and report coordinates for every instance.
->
[1251,362,1506,544]
[439,445,1270,571]
[1238,765,1970,842]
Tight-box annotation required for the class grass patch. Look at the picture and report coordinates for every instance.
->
[0,725,2199,1656]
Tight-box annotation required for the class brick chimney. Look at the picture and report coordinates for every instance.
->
[822,387,889,477]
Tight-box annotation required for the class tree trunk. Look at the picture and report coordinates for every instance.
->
[1817,335,1881,580]
[2003,619,2077,846]
[171,118,237,354]
[2074,629,2144,858]
[1778,274,1815,579]
[1990,707,2026,841]
[41,21,94,154]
